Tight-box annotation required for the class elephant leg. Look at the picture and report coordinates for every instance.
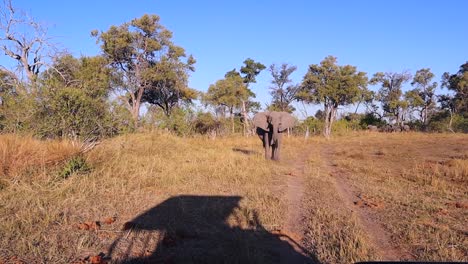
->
[272,134,282,160]
[263,132,271,160]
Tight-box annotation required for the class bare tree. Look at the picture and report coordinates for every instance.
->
[0,0,55,88]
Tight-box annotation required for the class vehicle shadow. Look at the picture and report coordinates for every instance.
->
[107,195,318,263]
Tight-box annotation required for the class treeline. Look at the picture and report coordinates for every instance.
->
[0,6,467,140]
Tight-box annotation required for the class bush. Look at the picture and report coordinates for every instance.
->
[427,111,468,133]
[294,116,324,136]
[34,88,111,139]
[193,112,222,135]
[144,106,195,136]
[0,93,37,134]
[59,155,91,179]
[358,113,386,127]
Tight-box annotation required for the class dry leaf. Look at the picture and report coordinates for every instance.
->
[103,217,116,225]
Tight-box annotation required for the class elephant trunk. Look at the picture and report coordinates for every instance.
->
[271,127,279,146]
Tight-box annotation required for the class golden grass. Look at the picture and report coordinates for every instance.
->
[328,132,468,261]
[1,132,466,263]
[0,132,288,263]
[292,138,379,263]
[0,134,80,182]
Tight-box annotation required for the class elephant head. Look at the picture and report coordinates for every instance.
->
[253,111,295,160]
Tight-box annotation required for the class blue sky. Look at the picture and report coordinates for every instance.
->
[2,0,468,117]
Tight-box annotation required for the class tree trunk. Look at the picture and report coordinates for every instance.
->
[423,107,428,125]
[131,87,144,128]
[230,107,234,134]
[323,105,332,139]
[323,103,337,139]
[241,100,249,137]
[448,110,454,133]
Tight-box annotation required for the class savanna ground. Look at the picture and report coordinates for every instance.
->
[0,132,467,263]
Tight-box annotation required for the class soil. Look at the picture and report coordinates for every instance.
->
[277,147,314,263]
[320,147,413,261]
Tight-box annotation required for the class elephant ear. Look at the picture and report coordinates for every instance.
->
[278,112,296,132]
[253,112,269,131]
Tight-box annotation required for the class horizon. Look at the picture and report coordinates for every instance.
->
[1,0,467,118]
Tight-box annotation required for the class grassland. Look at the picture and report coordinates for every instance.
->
[0,132,466,263]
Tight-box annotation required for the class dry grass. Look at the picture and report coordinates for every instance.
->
[0,134,80,183]
[291,138,379,263]
[0,132,288,263]
[1,132,466,263]
[328,132,468,261]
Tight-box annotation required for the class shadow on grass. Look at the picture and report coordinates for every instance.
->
[232,148,259,156]
[108,195,318,263]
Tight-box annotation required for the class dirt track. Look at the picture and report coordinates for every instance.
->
[320,146,412,261]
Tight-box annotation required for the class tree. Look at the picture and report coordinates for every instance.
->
[239,58,265,135]
[42,54,113,98]
[35,54,117,139]
[370,71,411,125]
[268,63,299,113]
[139,59,198,116]
[93,14,195,127]
[204,74,250,133]
[0,0,55,87]
[406,68,437,125]
[298,56,368,138]
[442,62,468,115]
[437,94,456,131]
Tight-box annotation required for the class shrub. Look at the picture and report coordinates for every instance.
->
[59,155,91,179]
[193,112,222,135]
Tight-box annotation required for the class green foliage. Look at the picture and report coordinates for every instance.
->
[406,68,437,124]
[240,58,266,86]
[268,63,299,113]
[59,155,91,179]
[204,75,249,114]
[145,106,195,136]
[42,54,113,98]
[426,111,467,133]
[0,91,37,133]
[94,14,196,123]
[298,116,324,135]
[442,62,468,115]
[35,88,109,138]
[298,56,368,137]
[193,112,222,135]
[370,71,411,124]
[359,113,386,127]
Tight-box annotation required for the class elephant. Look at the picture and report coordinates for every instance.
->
[391,125,402,132]
[253,111,295,161]
[367,125,378,132]
[379,124,392,132]
[401,124,410,132]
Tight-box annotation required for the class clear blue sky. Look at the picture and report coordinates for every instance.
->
[2,0,468,117]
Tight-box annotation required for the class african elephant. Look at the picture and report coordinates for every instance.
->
[253,111,295,161]
[367,125,378,132]
[401,124,410,132]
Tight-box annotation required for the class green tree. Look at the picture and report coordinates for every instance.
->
[268,63,299,113]
[239,58,265,135]
[204,74,250,133]
[298,56,368,138]
[93,14,195,126]
[42,54,113,98]
[370,71,411,125]
[35,54,120,139]
[406,68,437,125]
[442,62,468,115]
[437,94,456,131]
